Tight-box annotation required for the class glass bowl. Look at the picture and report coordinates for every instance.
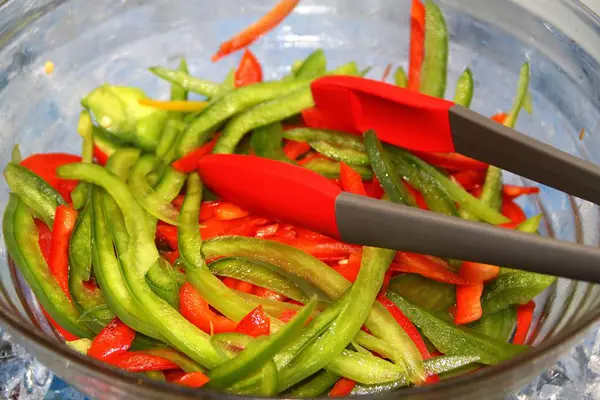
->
[1,0,600,398]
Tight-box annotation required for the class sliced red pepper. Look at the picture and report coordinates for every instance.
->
[381,63,392,81]
[278,309,298,323]
[48,205,78,300]
[21,153,81,198]
[36,219,52,262]
[212,0,300,61]
[172,195,185,211]
[411,151,488,171]
[391,252,465,284]
[93,145,110,166]
[513,301,535,345]
[214,202,249,221]
[451,170,487,191]
[156,223,178,250]
[364,175,385,199]
[329,378,357,397]
[331,250,362,282]
[253,286,286,301]
[277,224,297,239]
[501,196,526,224]
[173,136,219,173]
[87,318,136,361]
[222,277,240,290]
[235,305,270,337]
[171,371,210,388]
[283,140,311,161]
[269,236,361,262]
[200,201,221,221]
[339,162,367,196]
[293,227,331,241]
[109,351,178,372]
[403,182,428,210]
[408,0,426,91]
[162,249,180,265]
[234,49,263,87]
[56,180,80,204]
[379,268,394,297]
[459,261,499,283]
[255,223,280,238]
[499,222,519,229]
[454,284,483,325]
[503,184,540,199]
[491,112,508,124]
[43,309,79,341]
[378,295,431,359]
[179,282,237,334]
[236,280,255,294]
[201,216,270,239]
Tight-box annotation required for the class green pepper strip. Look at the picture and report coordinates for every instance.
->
[283,128,366,151]
[250,122,293,163]
[213,62,359,154]
[203,237,423,384]
[71,110,95,210]
[59,163,226,368]
[396,151,510,224]
[69,200,114,333]
[364,130,417,207]
[90,187,165,341]
[351,355,480,395]
[395,67,408,88]
[149,66,220,98]
[471,307,517,342]
[4,163,65,229]
[11,145,22,163]
[419,0,448,98]
[278,247,398,390]
[295,49,327,79]
[303,157,373,180]
[207,298,317,389]
[286,370,339,398]
[259,360,279,396]
[179,79,310,155]
[4,194,93,337]
[216,68,236,97]
[387,291,526,365]
[309,140,370,165]
[481,272,555,315]
[388,274,455,312]
[209,257,309,303]
[143,347,205,372]
[388,148,458,216]
[453,68,474,108]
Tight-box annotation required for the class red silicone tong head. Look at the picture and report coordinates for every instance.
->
[309,75,457,152]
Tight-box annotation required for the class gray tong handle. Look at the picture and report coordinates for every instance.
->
[449,105,600,205]
[336,192,600,283]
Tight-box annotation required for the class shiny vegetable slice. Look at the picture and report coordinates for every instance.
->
[419,0,448,98]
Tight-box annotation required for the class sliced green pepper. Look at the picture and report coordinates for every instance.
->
[309,140,370,165]
[395,66,408,88]
[302,157,373,180]
[420,0,448,98]
[481,272,555,315]
[149,66,220,98]
[453,68,474,108]
[143,347,204,372]
[250,122,292,163]
[388,291,526,365]
[71,110,94,210]
[294,49,327,79]
[259,360,279,396]
[11,145,22,163]
[4,163,65,229]
[211,333,254,359]
[209,257,309,303]
[471,307,517,342]
[3,194,93,338]
[283,128,365,151]
[286,370,338,398]
[388,274,455,312]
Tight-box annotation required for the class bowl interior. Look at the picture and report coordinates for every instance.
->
[1,0,600,398]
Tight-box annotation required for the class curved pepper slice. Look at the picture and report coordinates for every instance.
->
[179,282,237,334]
[329,377,357,398]
[48,205,78,300]
[235,305,270,338]
[235,49,263,87]
[513,301,535,345]
[20,153,81,199]
[171,371,210,388]
[87,318,136,361]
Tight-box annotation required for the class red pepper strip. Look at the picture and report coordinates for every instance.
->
[391,252,466,284]
[255,223,280,238]
[277,224,297,239]
[451,170,487,191]
[253,286,286,301]
[278,309,298,323]
[499,222,519,229]
[156,223,178,250]
[503,185,540,199]
[21,153,82,198]
[108,352,178,372]
[88,318,136,361]
[454,284,483,325]
[214,202,249,221]
[234,49,263,87]
[491,112,508,124]
[329,378,357,397]
[164,370,187,381]
[200,201,222,221]
[379,268,394,297]
[339,162,367,196]
[36,219,52,261]
[403,182,429,210]
[381,63,392,81]
[294,227,333,241]
[172,195,185,211]
[269,236,361,262]
[332,250,363,282]
[513,301,535,345]
[283,140,311,161]
[235,305,270,337]
[408,0,426,91]
[364,175,385,199]
[201,216,270,239]
[424,375,440,384]
[411,151,488,171]
[48,205,78,300]
[162,250,180,265]
[179,282,237,334]
[93,145,110,166]
[212,0,300,61]
[501,196,527,224]
[378,296,432,359]
[172,136,219,173]
[296,151,323,166]
[222,277,239,290]
[236,280,255,294]
[171,371,210,388]
[459,261,499,283]
[43,309,79,341]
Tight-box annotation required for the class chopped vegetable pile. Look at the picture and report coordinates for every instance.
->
[3,0,555,396]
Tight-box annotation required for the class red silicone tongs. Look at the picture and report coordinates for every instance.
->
[308,75,600,205]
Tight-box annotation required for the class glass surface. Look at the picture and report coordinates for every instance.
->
[1,0,600,398]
